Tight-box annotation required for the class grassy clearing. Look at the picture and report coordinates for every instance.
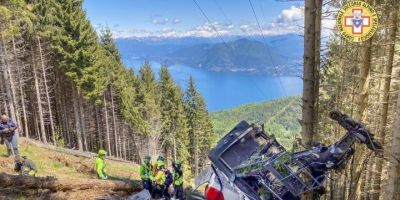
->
[0,138,140,200]
[0,139,139,180]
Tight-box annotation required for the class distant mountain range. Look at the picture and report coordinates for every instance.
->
[116,34,303,76]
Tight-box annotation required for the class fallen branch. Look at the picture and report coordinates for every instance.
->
[0,173,143,193]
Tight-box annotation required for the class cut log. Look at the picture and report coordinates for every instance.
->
[0,173,143,193]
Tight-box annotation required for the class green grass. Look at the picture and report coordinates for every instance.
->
[0,139,139,181]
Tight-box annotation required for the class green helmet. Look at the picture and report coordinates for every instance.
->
[157,155,165,161]
[98,149,107,156]
[175,160,183,165]
[144,155,151,163]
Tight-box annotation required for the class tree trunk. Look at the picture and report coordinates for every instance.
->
[371,5,398,199]
[122,125,127,160]
[0,32,18,131]
[15,43,29,138]
[95,106,103,149]
[31,47,47,144]
[37,37,56,145]
[301,0,318,148]
[313,0,321,137]
[0,173,142,193]
[72,86,83,151]
[110,86,119,158]
[11,35,24,138]
[103,93,111,154]
[350,38,373,200]
[385,90,400,200]
[77,90,87,151]
[301,0,320,198]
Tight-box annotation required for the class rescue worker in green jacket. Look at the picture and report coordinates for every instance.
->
[15,156,37,176]
[154,159,167,199]
[95,149,108,180]
[140,155,154,192]
[152,155,165,176]
[173,160,184,200]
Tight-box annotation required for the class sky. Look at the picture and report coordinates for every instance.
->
[83,0,307,38]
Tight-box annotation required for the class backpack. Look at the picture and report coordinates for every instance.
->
[164,169,173,186]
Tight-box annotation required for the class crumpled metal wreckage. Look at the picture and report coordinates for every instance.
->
[203,110,382,200]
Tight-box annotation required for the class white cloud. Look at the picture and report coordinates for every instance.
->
[182,22,234,37]
[152,18,170,25]
[109,5,307,39]
[113,29,152,38]
[151,17,182,25]
[278,6,304,22]
[239,22,302,36]
[110,20,302,38]
[172,18,182,24]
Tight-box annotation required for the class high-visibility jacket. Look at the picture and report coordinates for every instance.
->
[155,169,166,185]
[173,169,183,186]
[95,157,107,179]
[140,162,153,180]
[15,159,37,176]
[152,160,165,176]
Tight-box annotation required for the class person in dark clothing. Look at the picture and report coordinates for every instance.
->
[173,160,184,200]
[164,167,173,200]
[15,156,37,176]
[0,115,18,156]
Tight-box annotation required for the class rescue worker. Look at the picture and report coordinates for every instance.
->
[15,156,37,176]
[173,160,184,200]
[154,159,170,199]
[96,149,108,180]
[164,164,173,199]
[152,155,165,176]
[0,114,19,156]
[140,155,154,192]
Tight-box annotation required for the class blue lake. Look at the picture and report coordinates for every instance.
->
[125,59,303,112]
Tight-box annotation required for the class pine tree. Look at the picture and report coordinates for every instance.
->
[184,77,215,177]
[159,66,189,162]
[137,62,161,157]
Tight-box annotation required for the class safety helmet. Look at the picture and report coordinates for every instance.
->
[157,155,165,161]
[98,149,107,156]
[144,155,151,163]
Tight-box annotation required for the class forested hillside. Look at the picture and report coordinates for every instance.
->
[164,39,294,75]
[0,0,215,179]
[211,96,301,148]
[301,0,400,199]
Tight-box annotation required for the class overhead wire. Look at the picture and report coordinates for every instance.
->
[247,0,293,123]
[213,0,231,24]
[247,0,288,81]
[191,0,270,100]
[191,0,229,46]
[192,0,296,122]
